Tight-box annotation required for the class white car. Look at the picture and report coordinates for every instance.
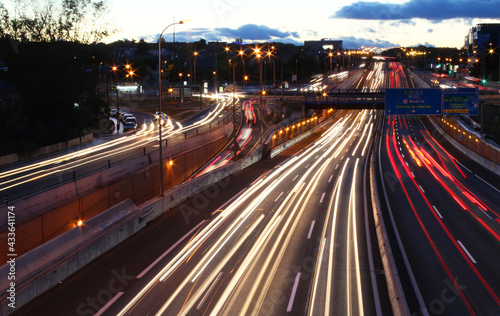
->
[155,111,168,120]
[122,113,134,120]
[124,117,137,129]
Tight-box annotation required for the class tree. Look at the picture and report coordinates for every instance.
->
[0,0,114,43]
[136,39,150,56]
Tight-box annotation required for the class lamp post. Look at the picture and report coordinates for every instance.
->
[112,65,120,133]
[255,46,263,108]
[193,51,198,92]
[329,51,333,75]
[229,58,237,159]
[239,49,245,90]
[158,19,189,196]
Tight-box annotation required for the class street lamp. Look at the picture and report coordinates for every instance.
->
[254,46,263,108]
[329,51,333,75]
[193,51,198,92]
[158,19,190,196]
[229,58,237,159]
[239,49,246,88]
[111,65,120,132]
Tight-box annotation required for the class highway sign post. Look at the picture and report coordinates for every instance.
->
[443,88,479,115]
[385,88,442,115]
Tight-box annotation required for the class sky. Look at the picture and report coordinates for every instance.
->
[106,0,500,49]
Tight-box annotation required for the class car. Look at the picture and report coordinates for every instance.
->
[155,111,168,120]
[124,116,137,129]
[123,120,137,130]
[122,113,134,120]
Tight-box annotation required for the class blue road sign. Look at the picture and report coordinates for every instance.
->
[443,88,479,115]
[385,88,442,115]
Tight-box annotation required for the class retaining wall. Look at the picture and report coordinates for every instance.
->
[0,134,94,166]
[431,117,500,176]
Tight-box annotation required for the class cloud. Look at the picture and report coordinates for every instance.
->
[339,36,398,49]
[332,0,500,21]
[214,24,299,41]
[161,24,300,44]
[390,19,416,27]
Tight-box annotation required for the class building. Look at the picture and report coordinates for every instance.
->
[464,23,500,81]
[304,39,343,52]
[465,24,500,53]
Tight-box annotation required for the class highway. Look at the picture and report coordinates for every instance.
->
[0,94,237,202]
[9,60,500,316]
[100,62,390,316]
[376,61,500,315]
[97,63,388,316]
[378,114,500,315]
[13,61,392,316]
[193,98,261,177]
[105,109,382,316]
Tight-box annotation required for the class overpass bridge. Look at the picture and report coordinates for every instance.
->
[304,88,500,112]
[304,89,386,110]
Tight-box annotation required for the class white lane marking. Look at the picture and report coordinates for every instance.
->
[479,207,493,220]
[328,175,334,183]
[320,192,326,203]
[432,205,443,219]
[307,221,316,239]
[402,154,405,158]
[474,174,500,193]
[406,162,409,167]
[275,192,284,202]
[136,221,205,279]
[287,272,302,312]
[335,164,339,170]
[457,240,477,264]
[456,161,472,173]
[197,272,223,310]
[95,292,124,316]
[419,185,425,193]
[305,164,310,169]
[411,172,415,178]
[292,175,299,182]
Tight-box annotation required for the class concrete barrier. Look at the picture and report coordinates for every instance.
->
[0,200,138,316]
[370,151,410,315]
[0,134,94,167]
[429,117,500,176]
[0,153,18,166]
